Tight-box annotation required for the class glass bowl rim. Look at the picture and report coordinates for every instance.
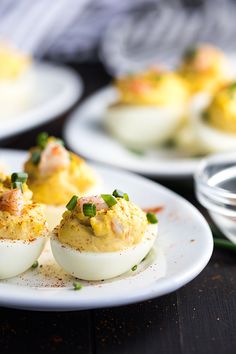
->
[194,151,236,202]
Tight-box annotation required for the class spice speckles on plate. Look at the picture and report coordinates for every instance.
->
[1,242,166,290]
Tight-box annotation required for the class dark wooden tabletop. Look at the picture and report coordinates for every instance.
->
[1,62,236,354]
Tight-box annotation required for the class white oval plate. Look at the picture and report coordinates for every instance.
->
[0,149,213,311]
[64,87,201,178]
[0,62,82,140]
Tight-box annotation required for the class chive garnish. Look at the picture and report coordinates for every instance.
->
[11,172,28,184]
[31,261,39,269]
[228,82,236,98]
[66,195,78,211]
[101,194,117,207]
[123,193,129,201]
[83,203,96,217]
[37,132,48,149]
[31,150,41,165]
[112,189,129,201]
[131,265,137,271]
[11,181,23,193]
[127,147,145,156]
[229,82,236,91]
[146,212,158,224]
[214,238,236,253]
[112,189,123,198]
[73,282,82,291]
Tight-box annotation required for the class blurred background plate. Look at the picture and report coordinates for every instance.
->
[0,62,82,140]
[64,86,200,178]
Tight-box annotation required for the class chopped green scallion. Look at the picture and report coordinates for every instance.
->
[11,172,28,183]
[123,193,129,201]
[146,212,158,224]
[37,132,48,149]
[127,147,145,156]
[112,189,123,198]
[66,195,78,211]
[229,82,236,91]
[112,189,129,201]
[83,203,96,217]
[101,194,117,207]
[214,238,236,253]
[131,265,137,271]
[228,82,236,98]
[31,151,41,165]
[73,282,82,291]
[31,261,39,269]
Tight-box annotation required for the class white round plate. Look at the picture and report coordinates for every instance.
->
[64,87,201,178]
[0,149,213,311]
[0,62,82,140]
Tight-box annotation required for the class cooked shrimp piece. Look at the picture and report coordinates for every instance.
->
[78,196,108,212]
[192,46,221,71]
[0,189,24,216]
[111,218,124,235]
[39,141,70,176]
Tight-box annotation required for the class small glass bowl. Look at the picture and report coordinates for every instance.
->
[194,152,236,243]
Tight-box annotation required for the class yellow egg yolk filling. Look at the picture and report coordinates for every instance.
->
[0,175,48,241]
[57,198,148,252]
[179,45,228,94]
[115,69,188,106]
[0,43,30,79]
[25,147,97,206]
[0,204,48,241]
[203,83,236,133]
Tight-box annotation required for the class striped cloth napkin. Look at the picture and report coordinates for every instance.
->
[0,0,235,75]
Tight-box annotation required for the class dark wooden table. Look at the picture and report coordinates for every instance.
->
[1,63,236,354]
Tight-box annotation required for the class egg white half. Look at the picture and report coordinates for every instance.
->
[0,69,34,118]
[186,91,236,153]
[0,235,46,279]
[191,108,236,153]
[50,223,158,281]
[104,105,185,149]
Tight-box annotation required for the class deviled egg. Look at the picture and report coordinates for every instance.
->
[51,190,158,280]
[24,133,100,230]
[0,42,33,117]
[178,44,230,96]
[0,172,48,279]
[104,68,188,149]
[192,82,236,153]
[174,44,231,155]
